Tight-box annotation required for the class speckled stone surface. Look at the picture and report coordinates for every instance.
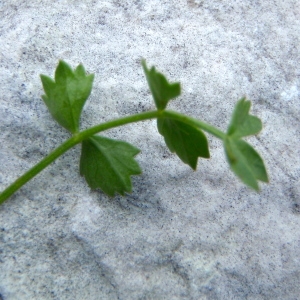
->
[0,1,299,299]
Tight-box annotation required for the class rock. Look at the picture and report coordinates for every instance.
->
[0,1,299,299]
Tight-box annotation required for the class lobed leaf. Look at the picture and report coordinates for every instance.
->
[227,97,262,139]
[224,137,268,190]
[80,135,142,197]
[41,60,94,133]
[157,118,210,170]
[142,60,181,110]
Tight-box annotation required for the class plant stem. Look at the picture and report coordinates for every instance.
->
[0,109,225,204]
[0,111,158,204]
[0,138,76,205]
[162,110,226,140]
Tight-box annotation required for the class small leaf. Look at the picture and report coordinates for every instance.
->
[224,137,268,190]
[41,60,94,133]
[80,136,142,197]
[227,98,262,138]
[142,60,181,110]
[158,118,210,170]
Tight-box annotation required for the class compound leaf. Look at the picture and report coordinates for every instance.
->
[224,137,268,190]
[41,60,94,133]
[142,60,181,110]
[80,135,142,197]
[158,118,210,170]
[227,98,262,138]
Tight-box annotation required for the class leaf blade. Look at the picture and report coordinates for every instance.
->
[158,118,210,170]
[224,137,268,190]
[227,98,262,138]
[80,136,142,197]
[41,60,94,133]
[142,60,181,110]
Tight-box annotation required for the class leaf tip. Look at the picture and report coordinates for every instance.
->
[141,58,146,66]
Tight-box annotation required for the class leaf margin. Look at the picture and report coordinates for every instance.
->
[224,136,268,191]
[157,117,210,170]
[141,59,181,110]
[79,135,142,197]
[40,60,94,134]
[227,97,262,139]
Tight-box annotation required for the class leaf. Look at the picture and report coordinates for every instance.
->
[224,137,268,190]
[80,135,142,197]
[227,98,262,138]
[142,60,181,110]
[41,60,94,133]
[157,118,210,170]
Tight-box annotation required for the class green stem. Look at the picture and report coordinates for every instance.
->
[0,111,159,204]
[0,138,76,205]
[0,109,225,204]
[162,110,226,140]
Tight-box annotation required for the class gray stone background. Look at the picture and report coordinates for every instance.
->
[0,1,299,299]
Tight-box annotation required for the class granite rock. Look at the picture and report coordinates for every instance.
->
[0,0,299,299]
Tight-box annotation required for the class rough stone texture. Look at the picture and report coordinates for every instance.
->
[0,1,299,299]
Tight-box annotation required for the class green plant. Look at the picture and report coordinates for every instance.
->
[0,60,268,204]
